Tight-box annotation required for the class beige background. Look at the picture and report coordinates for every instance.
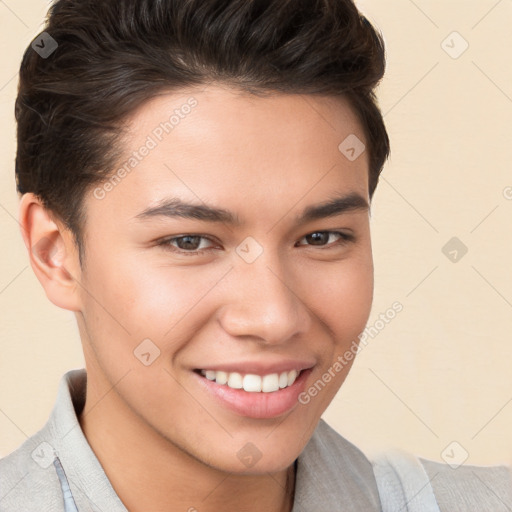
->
[1,0,511,467]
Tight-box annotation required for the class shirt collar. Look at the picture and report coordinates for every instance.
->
[46,369,379,511]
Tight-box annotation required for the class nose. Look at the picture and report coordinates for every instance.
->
[216,253,311,345]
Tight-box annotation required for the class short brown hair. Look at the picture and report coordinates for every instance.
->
[15,0,390,266]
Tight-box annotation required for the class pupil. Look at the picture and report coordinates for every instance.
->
[307,232,327,245]
[178,236,200,250]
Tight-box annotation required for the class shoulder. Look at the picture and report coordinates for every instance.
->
[0,430,64,511]
[0,369,86,511]
[421,457,512,512]
[296,419,381,510]
[372,449,512,512]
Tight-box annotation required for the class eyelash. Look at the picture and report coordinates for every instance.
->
[157,231,355,256]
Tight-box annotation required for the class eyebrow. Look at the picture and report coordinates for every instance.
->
[133,192,369,226]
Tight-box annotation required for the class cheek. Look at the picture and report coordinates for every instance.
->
[334,261,373,338]
[299,261,373,417]
[301,248,374,338]
[79,247,229,364]
[117,264,229,341]
[295,253,373,408]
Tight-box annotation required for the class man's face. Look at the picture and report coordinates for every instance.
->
[77,84,373,473]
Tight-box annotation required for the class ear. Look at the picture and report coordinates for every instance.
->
[18,193,82,312]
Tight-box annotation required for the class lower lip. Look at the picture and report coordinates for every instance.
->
[193,369,312,419]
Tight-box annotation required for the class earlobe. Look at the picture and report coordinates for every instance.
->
[18,193,82,312]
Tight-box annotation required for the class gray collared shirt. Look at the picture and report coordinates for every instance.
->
[0,369,381,511]
[2,369,512,511]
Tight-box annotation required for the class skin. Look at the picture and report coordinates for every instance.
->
[19,83,374,512]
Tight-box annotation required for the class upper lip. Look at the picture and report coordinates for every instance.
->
[195,359,316,375]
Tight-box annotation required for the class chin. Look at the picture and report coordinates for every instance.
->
[193,437,303,475]
[218,452,298,476]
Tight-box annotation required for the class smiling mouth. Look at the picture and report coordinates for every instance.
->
[195,369,302,393]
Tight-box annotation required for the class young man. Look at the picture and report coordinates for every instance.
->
[2,1,512,511]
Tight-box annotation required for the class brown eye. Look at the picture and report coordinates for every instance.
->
[173,235,203,251]
[297,231,354,248]
[304,232,330,246]
[158,235,217,256]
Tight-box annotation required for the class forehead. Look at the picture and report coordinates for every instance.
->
[125,84,365,157]
[86,84,369,229]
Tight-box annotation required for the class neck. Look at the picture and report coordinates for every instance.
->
[78,375,296,512]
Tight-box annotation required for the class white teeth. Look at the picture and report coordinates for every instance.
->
[243,374,262,392]
[262,373,279,393]
[216,371,228,385]
[199,369,301,393]
[227,372,243,389]
[287,370,298,386]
